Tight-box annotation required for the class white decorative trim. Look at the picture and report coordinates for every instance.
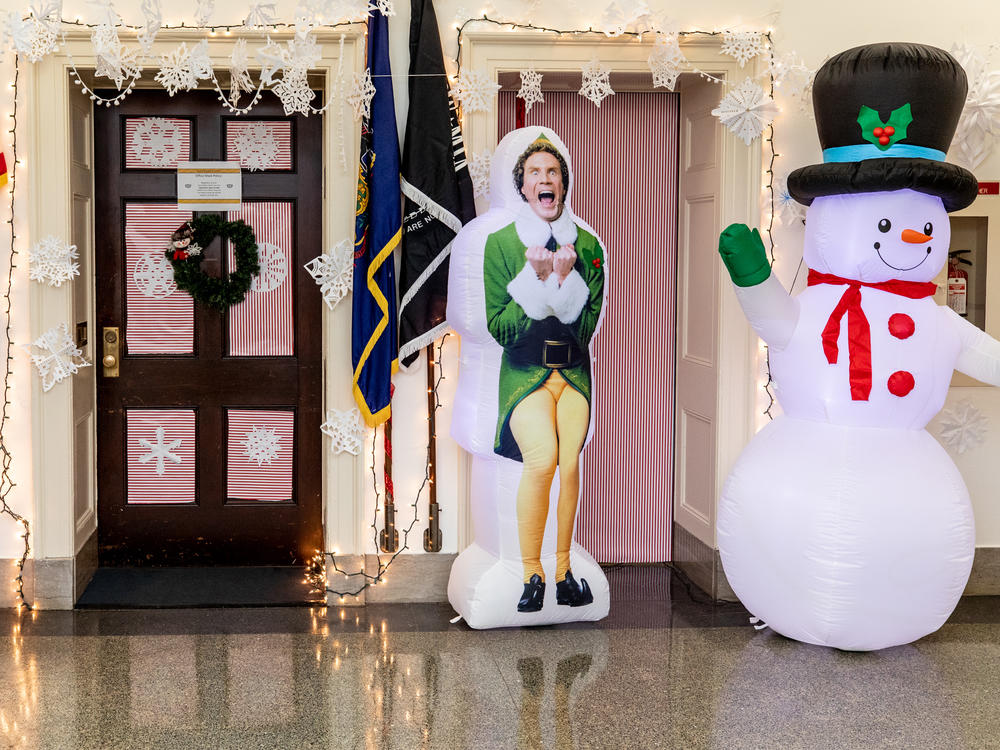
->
[514,204,579,248]
[548,269,589,324]
[400,178,463,234]
[507,264,553,320]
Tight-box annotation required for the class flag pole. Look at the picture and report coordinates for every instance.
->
[379,415,399,553]
[423,342,442,552]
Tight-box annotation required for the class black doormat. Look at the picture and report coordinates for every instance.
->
[76,566,326,609]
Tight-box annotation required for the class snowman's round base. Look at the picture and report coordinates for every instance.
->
[718,416,974,651]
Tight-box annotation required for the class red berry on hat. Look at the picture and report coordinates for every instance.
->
[873,127,884,137]
[592,258,601,268]
[884,126,895,136]
[879,135,891,145]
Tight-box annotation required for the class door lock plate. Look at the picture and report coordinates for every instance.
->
[102,327,120,377]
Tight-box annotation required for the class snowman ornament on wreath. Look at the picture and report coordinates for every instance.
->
[718,43,1000,651]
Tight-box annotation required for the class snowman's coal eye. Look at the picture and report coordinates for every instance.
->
[878,219,891,233]
[924,222,933,236]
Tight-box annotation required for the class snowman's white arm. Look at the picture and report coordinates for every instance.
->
[946,306,1000,386]
[732,272,800,350]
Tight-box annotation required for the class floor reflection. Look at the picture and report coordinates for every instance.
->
[0,567,996,749]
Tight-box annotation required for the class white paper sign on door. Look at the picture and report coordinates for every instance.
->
[176,161,242,210]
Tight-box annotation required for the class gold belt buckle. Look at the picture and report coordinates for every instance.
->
[543,340,570,369]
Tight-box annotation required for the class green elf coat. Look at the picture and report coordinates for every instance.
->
[484,216,605,462]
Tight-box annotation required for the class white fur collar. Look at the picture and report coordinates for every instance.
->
[514,203,579,248]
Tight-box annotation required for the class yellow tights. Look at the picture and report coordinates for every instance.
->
[508,371,589,584]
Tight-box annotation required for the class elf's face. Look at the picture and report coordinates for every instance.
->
[520,152,565,223]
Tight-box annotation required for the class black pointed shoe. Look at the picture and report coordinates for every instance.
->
[556,570,594,607]
[517,574,545,612]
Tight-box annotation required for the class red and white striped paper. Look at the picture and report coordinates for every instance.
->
[126,409,197,504]
[124,117,192,169]
[226,410,294,501]
[499,91,679,563]
[125,203,194,354]
[227,202,294,356]
[225,121,293,170]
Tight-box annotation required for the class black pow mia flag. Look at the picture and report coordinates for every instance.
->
[398,0,477,369]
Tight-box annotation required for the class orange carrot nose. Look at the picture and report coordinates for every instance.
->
[901,228,932,243]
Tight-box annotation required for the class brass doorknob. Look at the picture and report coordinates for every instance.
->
[102,354,117,368]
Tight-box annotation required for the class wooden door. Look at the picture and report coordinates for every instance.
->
[94,90,323,566]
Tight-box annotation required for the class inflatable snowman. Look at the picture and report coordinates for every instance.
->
[718,43,1000,651]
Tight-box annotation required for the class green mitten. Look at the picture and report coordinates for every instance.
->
[719,223,770,288]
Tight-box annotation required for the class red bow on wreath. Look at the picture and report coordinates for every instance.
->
[172,250,189,261]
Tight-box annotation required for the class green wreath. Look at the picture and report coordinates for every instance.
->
[165,215,260,311]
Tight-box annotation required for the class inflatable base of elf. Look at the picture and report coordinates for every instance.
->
[448,456,609,630]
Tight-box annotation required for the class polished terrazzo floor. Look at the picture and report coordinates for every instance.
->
[0,566,999,749]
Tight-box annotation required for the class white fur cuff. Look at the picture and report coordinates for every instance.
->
[507,265,554,320]
[549,269,589,324]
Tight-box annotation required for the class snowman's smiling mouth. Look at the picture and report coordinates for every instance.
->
[875,245,933,271]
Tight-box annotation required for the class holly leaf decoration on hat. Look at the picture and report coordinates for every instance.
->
[857,103,913,150]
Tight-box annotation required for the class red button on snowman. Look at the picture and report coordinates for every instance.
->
[718,43,1000,650]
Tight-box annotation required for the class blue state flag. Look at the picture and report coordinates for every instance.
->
[352,9,402,427]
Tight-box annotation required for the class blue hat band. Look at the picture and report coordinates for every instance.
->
[822,144,947,163]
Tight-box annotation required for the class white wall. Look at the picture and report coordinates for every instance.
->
[4,0,1000,557]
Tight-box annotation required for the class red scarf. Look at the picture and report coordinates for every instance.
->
[807,270,937,401]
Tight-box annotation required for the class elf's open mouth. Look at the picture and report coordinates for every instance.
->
[539,190,556,207]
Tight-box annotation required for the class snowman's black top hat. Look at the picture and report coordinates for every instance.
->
[787,43,978,213]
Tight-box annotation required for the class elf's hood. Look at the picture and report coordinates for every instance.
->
[489,126,575,213]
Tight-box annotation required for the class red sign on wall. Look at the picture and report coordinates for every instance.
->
[978,182,999,195]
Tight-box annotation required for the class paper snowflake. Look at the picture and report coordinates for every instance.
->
[251,242,288,293]
[92,19,141,91]
[648,32,686,90]
[324,0,370,23]
[600,1,651,37]
[712,78,778,146]
[244,2,277,29]
[155,41,213,97]
[774,174,805,226]
[233,123,279,172]
[138,425,183,475]
[517,69,544,114]
[133,252,177,298]
[3,12,59,62]
[347,69,376,121]
[371,0,395,15]
[243,425,282,466]
[720,31,765,68]
[194,0,214,26]
[127,118,187,168]
[25,323,91,392]
[304,239,353,310]
[450,70,500,114]
[229,39,255,107]
[273,72,316,116]
[951,44,1000,170]
[321,408,367,455]
[469,150,491,198]
[29,236,79,287]
[258,33,321,115]
[579,57,614,108]
[137,0,162,53]
[936,400,990,455]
